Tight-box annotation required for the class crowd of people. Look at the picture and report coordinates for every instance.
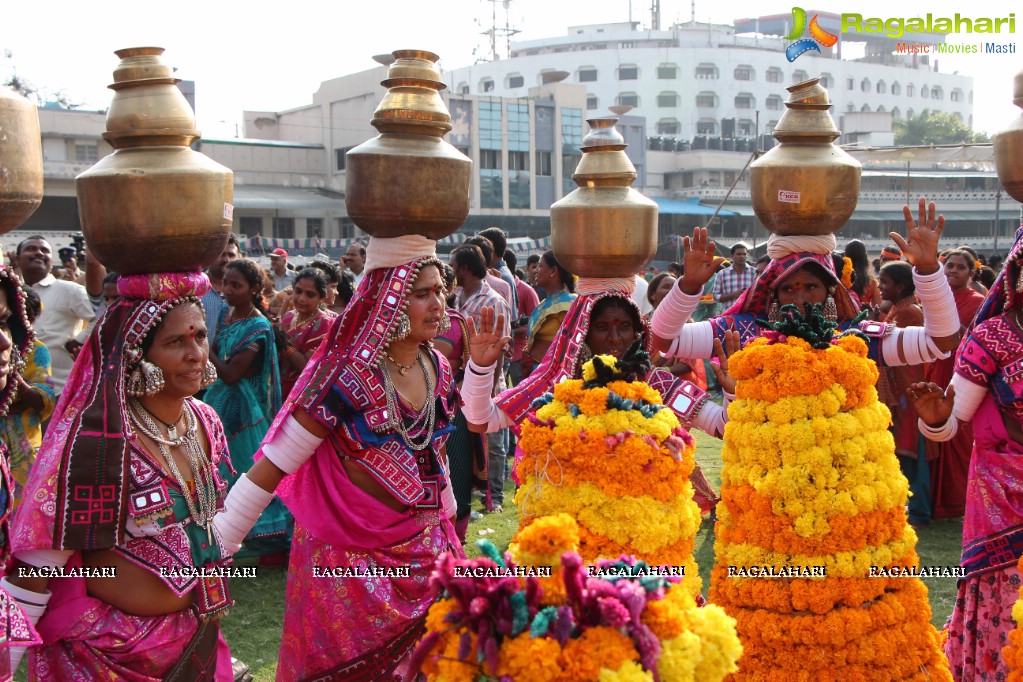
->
[0,204,1014,680]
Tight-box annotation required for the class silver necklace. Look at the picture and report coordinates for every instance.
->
[381,351,437,451]
[128,398,218,543]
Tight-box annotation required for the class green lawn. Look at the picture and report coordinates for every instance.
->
[220,431,965,681]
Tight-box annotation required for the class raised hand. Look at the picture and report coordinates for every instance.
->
[892,196,943,276]
[467,306,511,368]
[679,227,726,295]
[908,381,955,427]
[710,329,741,395]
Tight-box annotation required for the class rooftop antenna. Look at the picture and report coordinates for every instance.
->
[481,0,520,61]
[691,0,696,23]
[651,0,661,30]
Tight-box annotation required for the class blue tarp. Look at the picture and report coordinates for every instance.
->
[653,197,739,216]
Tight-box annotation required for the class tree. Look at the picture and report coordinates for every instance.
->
[2,49,80,109]
[893,109,986,145]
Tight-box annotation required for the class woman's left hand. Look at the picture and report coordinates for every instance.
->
[892,196,943,275]
[467,306,511,368]
[709,329,740,395]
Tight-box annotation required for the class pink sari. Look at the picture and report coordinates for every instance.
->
[944,395,1023,681]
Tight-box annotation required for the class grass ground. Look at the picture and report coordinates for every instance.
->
[218,430,965,681]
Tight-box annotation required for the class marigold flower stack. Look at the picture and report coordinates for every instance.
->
[515,355,704,598]
[710,323,951,680]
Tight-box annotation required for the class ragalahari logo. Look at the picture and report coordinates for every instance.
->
[784,7,839,61]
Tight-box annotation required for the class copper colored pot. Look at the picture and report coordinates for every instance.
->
[75,48,232,274]
[995,69,1023,204]
[344,50,471,239]
[0,87,43,235]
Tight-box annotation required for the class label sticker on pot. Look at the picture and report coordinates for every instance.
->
[223,203,234,220]
[778,190,800,204]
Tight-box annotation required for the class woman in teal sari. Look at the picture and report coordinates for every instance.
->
[205,258,289,557]
[524,250,576,370]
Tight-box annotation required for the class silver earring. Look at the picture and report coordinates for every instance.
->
[824,288,838,323]
[390,313,411,342]
[200,360,218,388]
[437,314,451,334]
[126,360,165,397]
[768,299,780,323]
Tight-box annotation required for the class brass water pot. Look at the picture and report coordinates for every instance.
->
[0,87,43,235]
[76,47,232,274]
[995,69,1023,204]
[344,50,471,239]
[550,118,657,277]
[750,78,860,236]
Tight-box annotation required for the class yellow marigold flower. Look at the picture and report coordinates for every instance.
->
[509,513,580,565]
[494,632,564,682]
[561,626,639,680]
[597,660,654,682]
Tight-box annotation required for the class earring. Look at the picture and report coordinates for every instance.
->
[126,360,165,397]
[201,360,218,388]
[390,313,411,342]
[768,299,780,323]
[1015,266,1023,294]
[824,288,838,323]
[437,314,451,334]
[577,341,593,369]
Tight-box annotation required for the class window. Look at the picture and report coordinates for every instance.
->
[860,78,871,92]
[479,100,502,151]
[907,108,915,119]
[578,67,598,82]
[932,86,943,101]
[616,93,639,107]
[75,143,98,163]
[793,69,808,83]
[657,119,680,135]
[619,41,636,49]
[847,102,855,112]
[617,65,639,80]
[239,216,262,237]
[306,217,323,237]
[535,151,552,176]
[876,80,886,94]
[734,93,755,109]
[906,84,915,97]
[951,88,963,102]
[480,78,494,93]
[334,146,353,171]
[507,74,524,88]
[766,120,779,133]
[820,73,832,88]
[921,85,929,99]
[697,119,717,135]
[891,107,901,120]
[657,91,680,107]
[694,63,718,79]
[766,95,783,110]
[737,119,754,136]
[734,65,754,81]
[876,105,886,113]
[847,77,854,90]
[657,64,678,79]
[586,95,598,110]
[457,82,469,94]
[561,107,583,194]
[766,67,783,83]
[891,82,901,96]
[272,217,295,239]
[696,91,717,108]
[861,103,871,112]
[480,149,501,169]
[509,151,529,171]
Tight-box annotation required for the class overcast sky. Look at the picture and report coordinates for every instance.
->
[4,0,1020,138]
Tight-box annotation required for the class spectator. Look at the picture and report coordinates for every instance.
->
[17,236,95,397]
[503,249,540,383]
[56,247,84,284]
[268,248,296,291]
[464,235,514,311]
[667,262,683,277]
[1,287,56,503]
[844,239,881,308]
[450,244,511,514]
[880,244,903,265]
[202,234,240,345]
[341,242,367,285]
[755,254,771,278]
[306,260,345,316]
[711,243,756,305]
[526,251,577,364]
[479,227,518,314]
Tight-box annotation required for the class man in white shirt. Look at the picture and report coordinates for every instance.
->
[341,243,366,285]
[17,237,95,395]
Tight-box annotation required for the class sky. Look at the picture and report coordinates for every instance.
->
[4,0,1020,139]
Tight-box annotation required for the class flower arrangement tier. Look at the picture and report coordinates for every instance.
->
[515,348,704,598]
[1003,555,1023,680]
[710,304,952,681]
[413,513,742,681]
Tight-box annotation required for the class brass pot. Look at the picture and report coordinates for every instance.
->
[0,87,43,235]
[750,78,860,236]
[550,118,657,277]
[995,69,1023,204]
[76,47,232,274]
[344,50,471,239]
